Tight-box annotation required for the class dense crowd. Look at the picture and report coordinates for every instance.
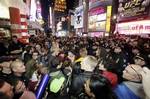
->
[0,33,150,99]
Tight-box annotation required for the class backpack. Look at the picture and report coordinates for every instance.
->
[47,69,72,99]
[49,70,66,93]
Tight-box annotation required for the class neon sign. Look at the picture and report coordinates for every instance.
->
[89,7,105,15]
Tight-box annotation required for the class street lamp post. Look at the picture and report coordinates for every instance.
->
[83,0,89,33]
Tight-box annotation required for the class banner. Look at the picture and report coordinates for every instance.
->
[116,20,150,35]
[74,6,83,29]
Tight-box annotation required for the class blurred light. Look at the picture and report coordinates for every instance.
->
[37,1,40,4]
[30,0,36,21]
[0,3,9,19]
[57,21,62,31]
[105,33,109,36]
[49,7,52,28]
[121,14,124,17]
[83,0,86,7]
[66,16,70,19]
[113,15,117,19]
[61,17,66,21]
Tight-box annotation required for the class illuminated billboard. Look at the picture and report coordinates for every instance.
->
[116,20,150,35]
[88,6,107,32]
[89,20,106,31]
[118,0,150,21]
[88,5,112,32]
[106,6,112,32]
[74,6,84,29]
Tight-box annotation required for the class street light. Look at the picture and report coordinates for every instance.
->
[113,15,117,20]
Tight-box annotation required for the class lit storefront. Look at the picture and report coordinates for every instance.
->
[0,0,30,43]
[0,19,11,38]
[0,1,11,39]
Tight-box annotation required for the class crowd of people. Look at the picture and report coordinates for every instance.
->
[0,33,150,99]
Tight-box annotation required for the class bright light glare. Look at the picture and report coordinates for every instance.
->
[0,2,10,19]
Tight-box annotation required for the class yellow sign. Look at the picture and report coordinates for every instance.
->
[106,6,112,33]
[54,0,66,12]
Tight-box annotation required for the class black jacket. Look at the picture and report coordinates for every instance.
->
[69,71,93,98]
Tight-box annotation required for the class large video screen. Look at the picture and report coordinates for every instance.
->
[88,6,107,32]
[88,14,106,32]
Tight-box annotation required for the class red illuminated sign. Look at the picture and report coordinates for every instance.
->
[89,7,105,15]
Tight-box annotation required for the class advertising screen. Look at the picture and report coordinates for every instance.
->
[118,0,150,21]
[88,6,107,32]
[96,21,106,31]
[74,6,84,29]
[97,13,107,21]
[88,20,106,31]
[88,15,97,31]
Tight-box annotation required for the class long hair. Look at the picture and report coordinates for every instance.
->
[89,75,117,99]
